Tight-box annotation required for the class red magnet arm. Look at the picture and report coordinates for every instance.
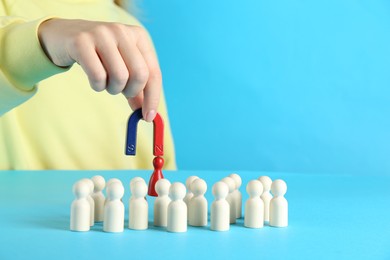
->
[152,113,164,156]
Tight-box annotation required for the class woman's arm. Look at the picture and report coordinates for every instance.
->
[0,7,68,115]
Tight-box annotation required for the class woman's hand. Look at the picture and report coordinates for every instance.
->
[38,18,162,122]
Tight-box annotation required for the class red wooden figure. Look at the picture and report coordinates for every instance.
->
[148,156,165,196]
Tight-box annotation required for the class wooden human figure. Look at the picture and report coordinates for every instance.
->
[103,182,125,233]
[167,182,187,232]
[105,178,122,193]
[129,180,148,230]
[221,177,237,224]
[244,180,264,229]
[104,178,123,207]
[91,175,105,222]
[81,178,95,227]
[269,179,288,227]
[229,173,243,219]
[130,177,146,188]
[154,179,171,227]
[188,178,208,227]
[184,176,199,219]
[210,182,230,231]
[148,156,164,196]
[258,176,273,222]
[130,177,147,200]
[184,176,199,205]
[70,181,90,232]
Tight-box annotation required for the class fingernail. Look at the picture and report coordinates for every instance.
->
[145,110,156,122]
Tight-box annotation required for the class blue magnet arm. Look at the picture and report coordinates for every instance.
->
[125,108,143,155]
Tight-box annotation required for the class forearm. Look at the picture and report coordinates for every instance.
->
[0,16,69,115]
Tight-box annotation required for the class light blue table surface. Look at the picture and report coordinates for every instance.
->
[0,170,389,260]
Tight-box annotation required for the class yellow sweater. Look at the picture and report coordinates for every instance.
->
[0,0,176,170]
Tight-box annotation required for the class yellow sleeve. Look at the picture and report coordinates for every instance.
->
[0,5,69,115]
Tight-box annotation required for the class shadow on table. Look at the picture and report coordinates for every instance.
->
[24,216,70,231]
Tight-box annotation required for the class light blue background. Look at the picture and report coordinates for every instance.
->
[139,0,390,174]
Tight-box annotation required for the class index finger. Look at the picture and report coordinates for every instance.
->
[134,27,162,122]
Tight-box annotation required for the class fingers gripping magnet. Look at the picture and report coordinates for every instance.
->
[125,108,165,196]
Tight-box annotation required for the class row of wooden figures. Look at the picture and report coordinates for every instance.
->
[70,174,288,232]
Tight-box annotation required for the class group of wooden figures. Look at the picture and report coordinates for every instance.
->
[70,174,288,232]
